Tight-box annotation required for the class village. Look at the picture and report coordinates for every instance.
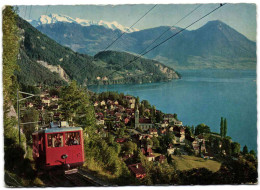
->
[21,86,222,180]
[91,94,216,179]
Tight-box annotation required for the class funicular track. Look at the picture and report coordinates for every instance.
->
[48,170,101,187]
[64,171,101,186]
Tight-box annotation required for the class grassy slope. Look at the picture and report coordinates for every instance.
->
[172,155,221,172]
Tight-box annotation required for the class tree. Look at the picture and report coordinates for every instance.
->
[242,145,248,155]
[191,125,195,135]
[135,96,140,107]
[49,88,60,97]
[223,118,227,137]
[166,154,173,165]
[151,105,156,123]
[209,136,221,155]
[3,7,36,182]
[59,81,81,122]
[117,127,125,138]
[151,136,159,148]
[222,138,232,155]
[220,117,224,137]
[3,6,19,108]
[141,100,151,109]
[185,126,192,137]
[139,104,145,117]
[147,138,153,146]
[107,133,115,145]
[195,123,210,135]
[112,143,121,155]
[21,108,39,143]
[249,150,256,158]
[156,111,163,123]
[122,141,137,155]
[59,81,96,131]
[163,133,175,147]
[231,142,241,156]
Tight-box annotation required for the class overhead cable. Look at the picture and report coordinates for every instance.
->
[106,3,226,78]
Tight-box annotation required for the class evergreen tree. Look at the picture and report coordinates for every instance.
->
[151,105,156,123]
[220,117,224,137]
[139,103,145,117]
[249,150,256,158]
[243,145,249,155]
[191,125,195,135]
[224,118,227,137]
[135,96,140,107]
[59,81,96,131]
[156,111,164,123]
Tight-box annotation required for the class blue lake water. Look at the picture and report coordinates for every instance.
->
[89,70,257,152]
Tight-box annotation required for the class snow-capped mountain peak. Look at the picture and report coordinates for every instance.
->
[28,14,139,33]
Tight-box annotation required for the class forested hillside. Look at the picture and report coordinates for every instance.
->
[94,51,180,83]
[3,6,38,186]
[15,16,180,86]
[16,16,109,85]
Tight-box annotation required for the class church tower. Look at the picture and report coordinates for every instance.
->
[135,105,139,129]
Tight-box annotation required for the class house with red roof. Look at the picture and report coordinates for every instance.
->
[41,97,51,106]
[115,138,127,143]
[146,154,156,161]
[128,163,146,179]
[149,128,158,137]
[124,117,130,125]
[141,146,155,161]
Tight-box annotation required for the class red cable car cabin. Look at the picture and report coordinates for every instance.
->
[32,121,84,171]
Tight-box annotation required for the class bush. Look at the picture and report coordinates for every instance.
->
[4,144,25,172]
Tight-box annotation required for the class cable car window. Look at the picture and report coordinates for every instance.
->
[47,133,64,148]
[65,132,80,146]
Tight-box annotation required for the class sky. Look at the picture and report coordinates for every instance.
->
[16,3,256,41]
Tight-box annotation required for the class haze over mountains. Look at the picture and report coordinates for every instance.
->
[31,14,256,70]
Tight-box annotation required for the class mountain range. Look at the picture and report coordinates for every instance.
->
[28,14,139,33]
[16,15,179,86]
[32,14,256,70]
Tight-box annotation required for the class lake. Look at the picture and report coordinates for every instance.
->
[88,70,257,152]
